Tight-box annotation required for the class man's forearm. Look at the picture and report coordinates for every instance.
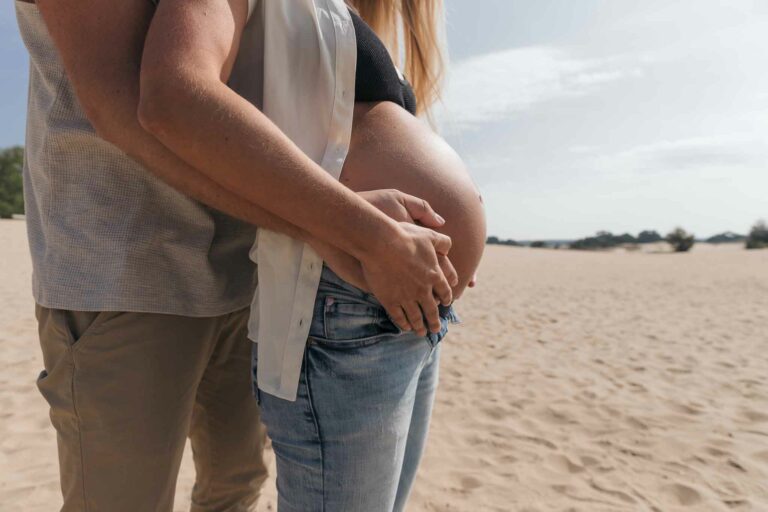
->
[95,86,309,243]
[139,0,400,262]
[139,81,399,261]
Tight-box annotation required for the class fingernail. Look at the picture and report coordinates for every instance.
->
[435,214,445,224]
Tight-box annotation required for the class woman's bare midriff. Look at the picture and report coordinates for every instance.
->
[341,101,487,299]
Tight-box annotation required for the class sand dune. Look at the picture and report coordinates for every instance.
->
[1,219,767,511]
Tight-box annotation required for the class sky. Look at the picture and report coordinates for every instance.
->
[2,1,767,240]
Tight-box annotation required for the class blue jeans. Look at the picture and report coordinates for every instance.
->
[252,265,460,512]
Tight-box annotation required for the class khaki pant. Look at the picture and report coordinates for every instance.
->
[35,305,268,512]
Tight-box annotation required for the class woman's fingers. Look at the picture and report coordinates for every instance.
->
[438,254,459,288]
[432,268,453,306]
[383,302,412,332]
[403,302,428,337]
[430,231,454,305]
[420,295,442,334]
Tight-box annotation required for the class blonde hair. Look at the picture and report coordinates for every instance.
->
[346,0,446,115]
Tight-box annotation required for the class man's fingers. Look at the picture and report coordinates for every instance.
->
[438,254,459,288]
[468,272,477,288]
[402,194,445,228]
[403,302,428,337]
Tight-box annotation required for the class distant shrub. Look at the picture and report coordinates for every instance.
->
[570,231,636,250]
[706,232,746,244]
[666,227,695,252]
[745,220,768,250]
[530,241,546,248]
[0,146,24,219]
[637,230,663,243]
[486,236,521,247]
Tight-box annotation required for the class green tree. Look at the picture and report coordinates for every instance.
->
[746,220,768,250]
[0,146,24,219]
[486,236,521,247]
[570,231,638,250]
[637,230,663,243]
[707,232,746,244]
[666,227,695,253]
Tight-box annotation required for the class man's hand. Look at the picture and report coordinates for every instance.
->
[312,189,459,336]
[358,222,455,337]
[358,189,458,298]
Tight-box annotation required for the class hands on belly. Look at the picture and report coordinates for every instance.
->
[309,101,486,335]
[310,188,459,336]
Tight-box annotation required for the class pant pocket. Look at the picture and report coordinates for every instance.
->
[313,296,400,349]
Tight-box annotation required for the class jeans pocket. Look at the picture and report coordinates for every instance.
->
[314,296,400,349]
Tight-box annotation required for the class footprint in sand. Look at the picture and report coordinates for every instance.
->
[547,454,585,474]
[740,409,768,423]
[751,450,768,464]
[704,446,731,458]
[537,406,577,426]
[579,455,601,467]
[666,401,704,416]
[660,483,702,506]
[459,476,483,492]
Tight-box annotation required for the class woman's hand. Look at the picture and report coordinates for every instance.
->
[357,189,445,227]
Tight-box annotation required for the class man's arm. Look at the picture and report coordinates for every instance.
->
[34,0,308,241]
[34,0,455,335]
[138,0,455,335]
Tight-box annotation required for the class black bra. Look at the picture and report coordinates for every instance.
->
[349,8,417,116]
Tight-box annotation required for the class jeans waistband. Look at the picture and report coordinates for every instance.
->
[310,265,461,343]
[317,264,461,326]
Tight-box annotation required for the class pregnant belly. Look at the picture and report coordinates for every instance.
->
[340,102,487,298]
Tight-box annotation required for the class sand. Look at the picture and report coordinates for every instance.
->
[1,218,767,511]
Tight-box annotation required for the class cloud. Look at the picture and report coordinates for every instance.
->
[600,135,766,176]
[436,46,645,131]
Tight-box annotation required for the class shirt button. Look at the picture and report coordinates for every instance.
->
[299,319,304,327]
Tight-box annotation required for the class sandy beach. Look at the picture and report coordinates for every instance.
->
[1,218,767,511]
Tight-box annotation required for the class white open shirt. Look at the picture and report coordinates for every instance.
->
[229,0,357,401]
